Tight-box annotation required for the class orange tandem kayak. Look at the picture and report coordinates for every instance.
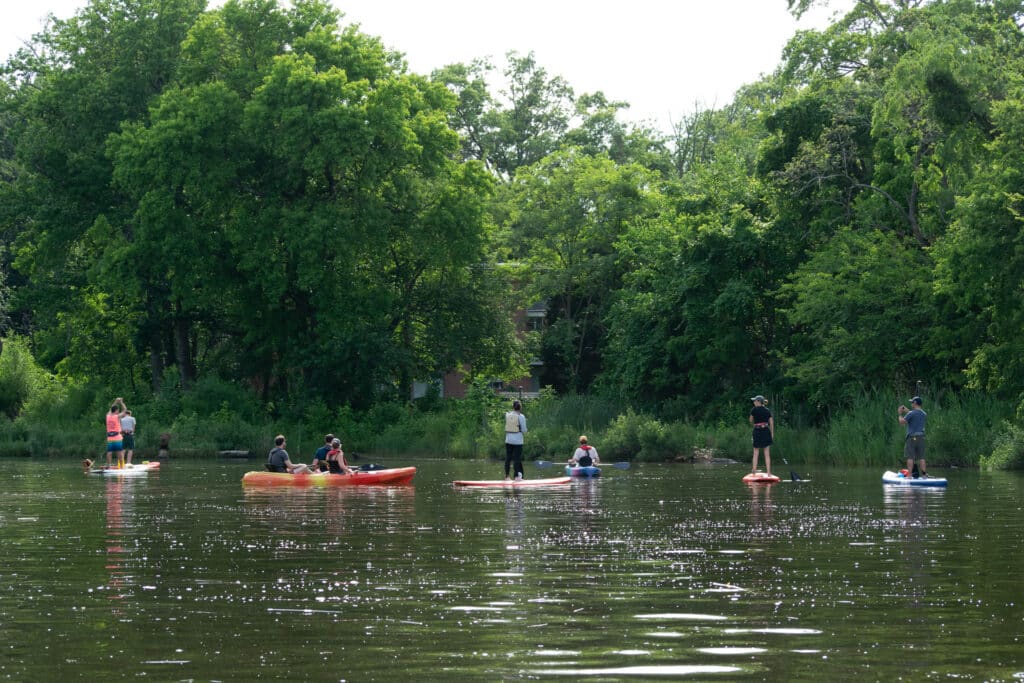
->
[242,467,416,487]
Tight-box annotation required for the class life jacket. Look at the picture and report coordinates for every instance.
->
[576,444,593,466]
[504,412,521,433]
[326,448,345,474]
[105,413,122,441]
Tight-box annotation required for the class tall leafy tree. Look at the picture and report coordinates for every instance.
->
[504,150,660,392]
[107,0,507,405]
[1,0,204,385]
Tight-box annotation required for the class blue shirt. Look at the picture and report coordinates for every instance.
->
[904,408,927,437]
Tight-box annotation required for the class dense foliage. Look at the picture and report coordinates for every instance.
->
[1,0,1023,466]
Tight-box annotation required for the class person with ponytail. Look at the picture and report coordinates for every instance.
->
[503,400,528,480]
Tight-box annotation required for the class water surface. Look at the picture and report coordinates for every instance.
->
[0,459,1021,681]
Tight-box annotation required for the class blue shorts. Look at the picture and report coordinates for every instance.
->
[107,440,123,453]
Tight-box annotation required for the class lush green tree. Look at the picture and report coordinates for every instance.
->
[780,228,935,409]
[503,150,661,393]
[934,91,1024,400]
[107,0,509,406]
[604,155,780,419]
[1,0,205,383]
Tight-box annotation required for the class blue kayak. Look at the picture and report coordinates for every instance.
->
[566,465,601,477]
[882,470,947,487]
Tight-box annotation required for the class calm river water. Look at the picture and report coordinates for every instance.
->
[0,459,1021,681]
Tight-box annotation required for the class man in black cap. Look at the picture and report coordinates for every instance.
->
[897,396,928,478]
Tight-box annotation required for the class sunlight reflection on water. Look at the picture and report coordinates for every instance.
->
[1,461,1021,681]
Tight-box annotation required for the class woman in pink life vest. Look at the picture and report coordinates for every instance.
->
[104,397,127,468]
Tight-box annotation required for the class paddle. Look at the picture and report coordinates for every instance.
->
[534,460,631,470]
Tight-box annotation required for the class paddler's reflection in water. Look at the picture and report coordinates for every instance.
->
[884,486,939,607]
[104,478,133,612]
[747,480,775,528]
[503,490,526,578]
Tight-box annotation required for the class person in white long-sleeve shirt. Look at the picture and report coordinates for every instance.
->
[568,435,600,467]
[503,400,527,480]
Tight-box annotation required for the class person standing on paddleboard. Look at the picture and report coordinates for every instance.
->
[120,408,136,465]
[504,400,527,481]
[898,396,928,478]
[749,395,774,477]
[105,397,127,469]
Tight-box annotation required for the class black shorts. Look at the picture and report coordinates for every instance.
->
[752,428,773,448]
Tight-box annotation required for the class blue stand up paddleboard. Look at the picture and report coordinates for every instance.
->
[565,465,601,477]
[882,470,947,487]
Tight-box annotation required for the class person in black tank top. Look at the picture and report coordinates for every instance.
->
[748,395,774,476]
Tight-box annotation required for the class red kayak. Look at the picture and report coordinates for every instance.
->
[242,467,416,487]
[453,476,572,488]
[743,472,780,484]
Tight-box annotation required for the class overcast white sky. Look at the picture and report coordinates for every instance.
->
[1,1,852,131]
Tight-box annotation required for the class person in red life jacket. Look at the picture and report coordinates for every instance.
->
[503,400,527,481]
[104,397,127,469]
[326,438,354,475]
[568,435,600,467]
[748,395,774,476]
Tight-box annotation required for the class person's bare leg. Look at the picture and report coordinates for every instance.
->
[764,447,772,476]
[751,449,759,474]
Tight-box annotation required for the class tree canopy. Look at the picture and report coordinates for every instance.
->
[2,0,1024,427]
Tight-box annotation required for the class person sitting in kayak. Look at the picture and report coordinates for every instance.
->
[266,435,311,474]
[310,433,334,473]
[326,438,354,475]
[568,435,600,467]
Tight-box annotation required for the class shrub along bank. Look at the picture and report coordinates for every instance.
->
[0,368,1015,469]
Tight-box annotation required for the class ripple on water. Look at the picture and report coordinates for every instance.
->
[531,664,743,676]
[698,647,767,655]
[724,628,822,635]
[635,613,729,621]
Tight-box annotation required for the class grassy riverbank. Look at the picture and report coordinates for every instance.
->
[0,374,1016,468]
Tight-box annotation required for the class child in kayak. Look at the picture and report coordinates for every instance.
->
[568,435,600,467]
